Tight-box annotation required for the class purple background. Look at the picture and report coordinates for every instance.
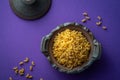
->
[0,0,120,80]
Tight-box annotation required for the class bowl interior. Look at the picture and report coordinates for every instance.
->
[48,24,94,71]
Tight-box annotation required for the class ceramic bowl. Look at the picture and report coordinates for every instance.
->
[41,22,101,74]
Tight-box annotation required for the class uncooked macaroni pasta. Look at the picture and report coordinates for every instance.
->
[52,29,91,69]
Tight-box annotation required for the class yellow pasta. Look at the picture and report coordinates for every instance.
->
[52,29,91,69]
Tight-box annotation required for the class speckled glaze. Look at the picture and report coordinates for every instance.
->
[41,22,101,74]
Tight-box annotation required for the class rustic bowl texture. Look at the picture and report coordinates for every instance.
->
[41,22,101,74]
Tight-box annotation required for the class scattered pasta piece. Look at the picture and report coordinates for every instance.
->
[97,16,102,21]
[102,26,107,30]
[96,21,102,26]
[30,66,33,71]
[85,16,91,20]
[15,69,19,74]
[24,57,29,63]
[19,68,25,76]
[13,67,18,70]
[81,19,87,23]
[26,74,30,78]
[28,75,33,79]
[26,74,33,79]
[31,61,35,66]
[83,12,88,16]
[19,61,24,65]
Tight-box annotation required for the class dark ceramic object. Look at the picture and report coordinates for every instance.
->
[9,0,51,20]
[41,22,101,74]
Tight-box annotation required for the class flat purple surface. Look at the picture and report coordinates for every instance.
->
[0,0,120,80]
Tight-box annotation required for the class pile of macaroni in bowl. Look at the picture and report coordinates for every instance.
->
[52,29,91,69]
